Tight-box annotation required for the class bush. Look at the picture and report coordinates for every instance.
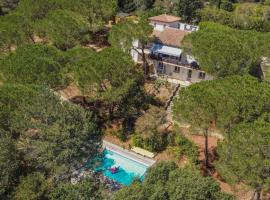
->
[131,135,144,148]
[144,133,167,152]
[131,133,167,152]
[168,128,199,165]
[110,128,127,142]
[221,2,233,12]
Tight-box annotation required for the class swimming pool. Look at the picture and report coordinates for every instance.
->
[94,149,149,185]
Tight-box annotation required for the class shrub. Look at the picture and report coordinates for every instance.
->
[110,128,127,142]
[168,128,199,165]
[143,133,167,152]
[131,133,167,152]
[131,135,144,148]
[221,2,233,12]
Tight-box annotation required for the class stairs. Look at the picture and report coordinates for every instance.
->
[165,84,181,122]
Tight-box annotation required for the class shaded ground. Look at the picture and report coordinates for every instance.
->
[56,83,82,101]
[144,80,174,104]
[181,130,253,200]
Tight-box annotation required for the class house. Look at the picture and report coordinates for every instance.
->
[132,14,213,84]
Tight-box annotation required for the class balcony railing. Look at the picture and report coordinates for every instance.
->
[149,54,200,69]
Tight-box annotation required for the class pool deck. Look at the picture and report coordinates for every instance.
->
[103,140,156,167]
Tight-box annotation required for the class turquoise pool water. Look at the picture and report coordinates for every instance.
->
[94,149,148,185]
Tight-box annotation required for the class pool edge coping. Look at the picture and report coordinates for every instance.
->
[102,140,156,167]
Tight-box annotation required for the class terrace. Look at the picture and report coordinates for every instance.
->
[149,53,200,70]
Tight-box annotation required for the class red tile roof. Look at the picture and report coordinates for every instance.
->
[149,14,181,23]
[152,28,190,47]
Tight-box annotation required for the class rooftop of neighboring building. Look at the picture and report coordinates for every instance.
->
[152,28,190,47]
[149,14,181,23]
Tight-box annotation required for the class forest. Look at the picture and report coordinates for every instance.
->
[0,0,270,200]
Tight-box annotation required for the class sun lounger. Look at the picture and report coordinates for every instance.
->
[131,147,155,158]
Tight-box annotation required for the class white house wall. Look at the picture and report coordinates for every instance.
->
[153,60,213,83]
[178,23,199,32]
[150,21,179,31]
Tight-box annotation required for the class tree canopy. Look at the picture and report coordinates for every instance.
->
[173,75,270,167]
[114,162,234,200]
[0,44,67,88]
[215,121,270,199]
[0,84,102,199]
[39,9,91,50]
[109,17,153,75]
[200,3,270,32]
[177,0,203,22]
[174,75,270,133]
[184,22,270,77]
[0,0,117,52]
[49,178,105,200]
[73,47,146,121]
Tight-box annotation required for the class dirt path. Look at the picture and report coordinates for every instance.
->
[185,133,253,200]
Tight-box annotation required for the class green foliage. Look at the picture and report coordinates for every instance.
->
[14,173,48,200]
[73,47,146,122]
[152,0,179,15]
[39,9,91,50]
[168,127,199,164]
[173,75,270,168]
[64,46,95,76]
[220,1,234,12]
[200,5,270,32]
[0,0,19,15]
[58,0,117,31]
[110,128,127,142]
[0,0,117,52]
[173,81,215,130]
[16,0,59,21]
[109,17,153,75]
[0,84,102,198]
[109,17,153,52]
[144,161,178,185]
[173,75,270,133]
[0,44,67,88]
[135,106,167,135]
[0,13,33,51]
[215,121,270,195]
[0,132,18,198]
[118,0,137,13]
[177,0,203,22]
[114,162,234,200]
[49,178,105,200]
[185,22,270,77]
[132,106,168,152]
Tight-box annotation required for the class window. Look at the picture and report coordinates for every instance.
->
[198,72,206,79]
[174,66,180,73]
